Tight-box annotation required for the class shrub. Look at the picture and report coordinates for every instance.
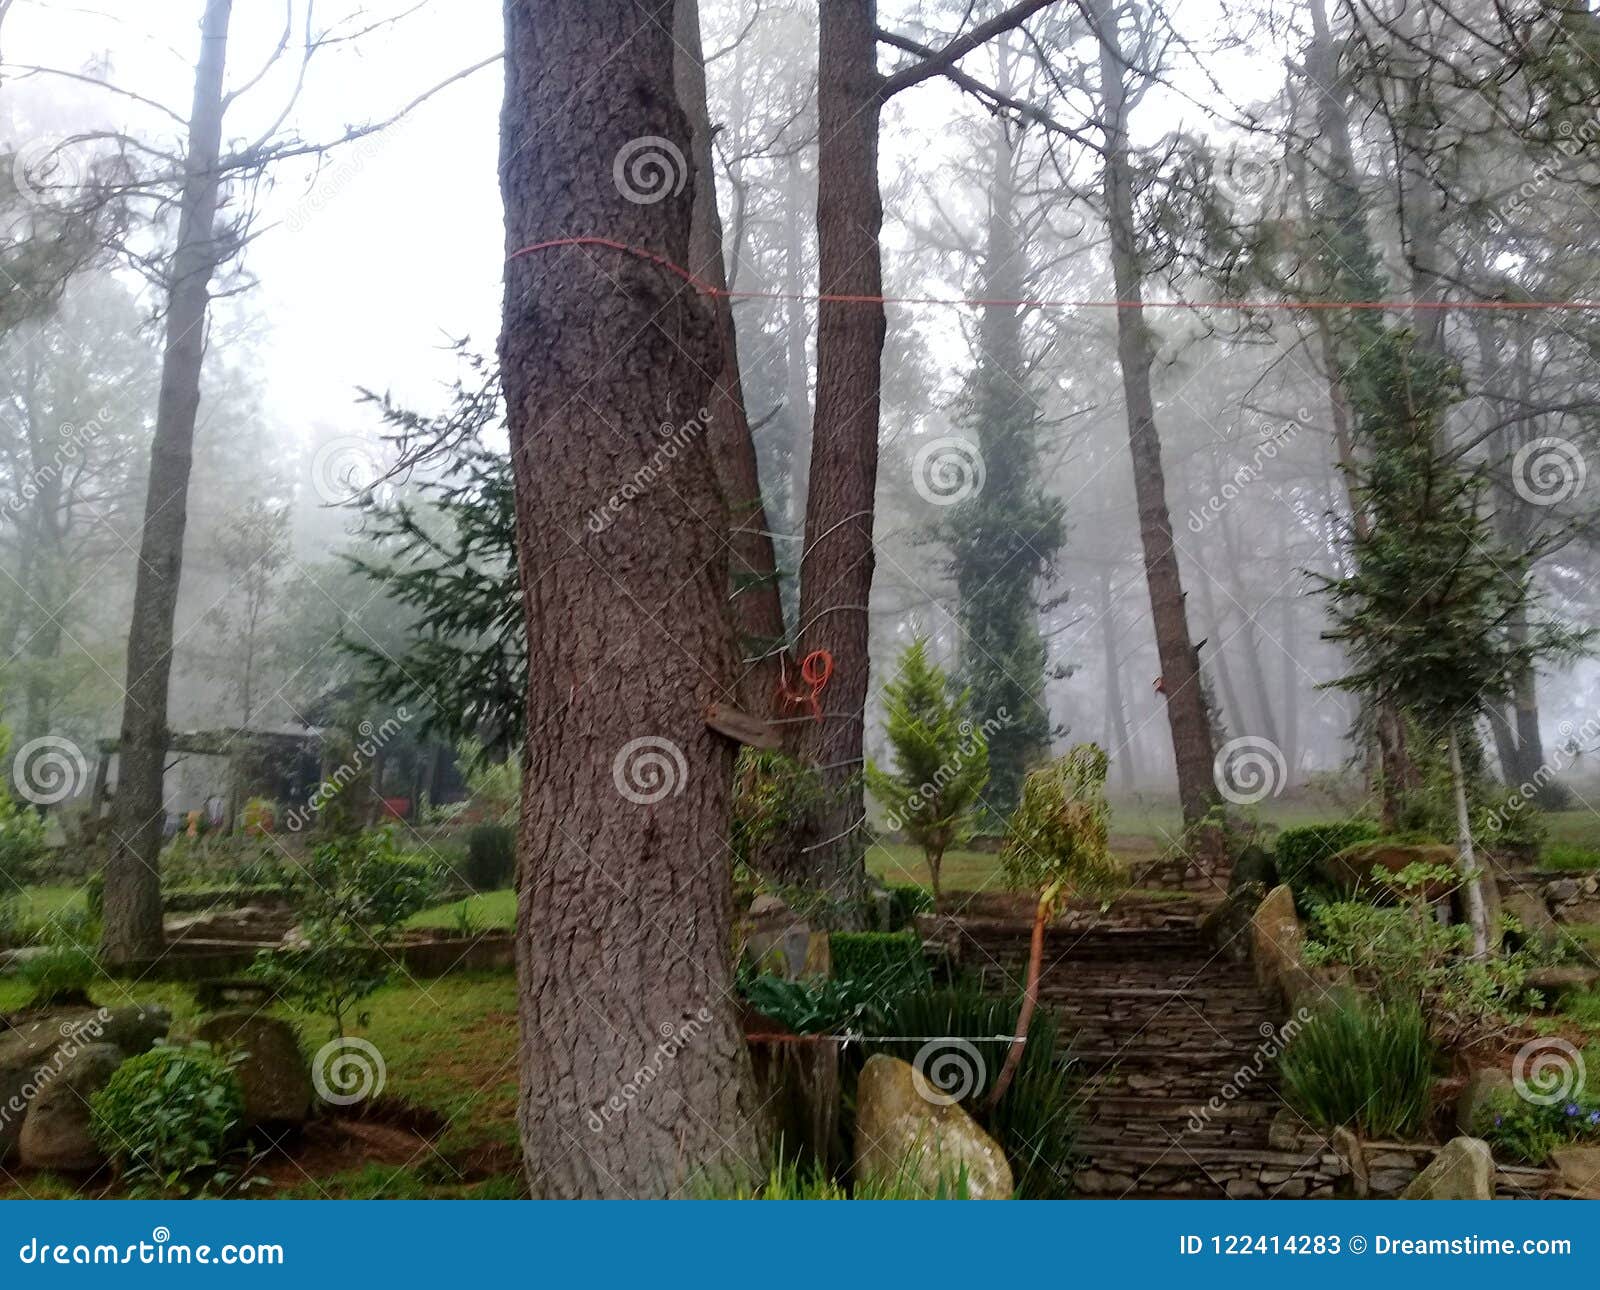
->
[1475,1078,1600,1164]
[829,931,927,991]
[862,982,1078,1198]
[90,1044,245,1193]
[737,969,902,1036]
[17,944,98,1007]
[1539,845,1600,873]
[1273,820,1378,903]
[464,823,515,890]
[883,882,934,930]
[1277,993,1436,1139]
[0,727,47,886]
[729,749,824,884]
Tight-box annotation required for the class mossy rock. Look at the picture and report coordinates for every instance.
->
[1320,841,1458,900]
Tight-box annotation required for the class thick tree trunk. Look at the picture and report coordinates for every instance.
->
[674,0,787,713]
[499,0,763,1198]
[787,0,884,916]
[1099,569,1137,794]
[1092,2,1215,825]
[100,0,233,965]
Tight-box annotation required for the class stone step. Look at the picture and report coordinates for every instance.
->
[1088,1094,1280,1124]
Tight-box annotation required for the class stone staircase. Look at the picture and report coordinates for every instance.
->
[965,919,1341,1198]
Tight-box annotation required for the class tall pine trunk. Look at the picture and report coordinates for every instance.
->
[100,0,233,964]
[1092,0,1215,825]
[499,0,763,1197]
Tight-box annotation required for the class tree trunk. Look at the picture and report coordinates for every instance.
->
[986,881,1055,1110]
[673,0,787,713]
[1448,728,1491,959]
[100,0,233,965]
[1099,569,1137,794]
[787,0,884,916]
[499,0,763,1198]
[1092,1,1215,825]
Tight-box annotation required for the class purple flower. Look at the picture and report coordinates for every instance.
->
[1565,1103,1581,1117]
[1589,1111,1600,1125]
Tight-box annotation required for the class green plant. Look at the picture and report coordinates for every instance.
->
[865,637,991,913]
[991,745,1120,1106]
[1277,993,1436,1139]
[249,828,441,1036]
[89,1044,246,1194]
[862,982,1078,1198]
[828,931,926,991]
[737,970,900,1036]
[1273,819,1379,905]
[881,882,934,930]
[464,823,515,891]
[0,722,48,886]
[16,944,98,1007]
[1475,1078,1600,1164]
[697,1153,974,1199]
[729,749,825,885]
[1539,845,1600,873]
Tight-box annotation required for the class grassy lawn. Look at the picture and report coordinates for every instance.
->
[407,890,517,931]
[2,883,90,920]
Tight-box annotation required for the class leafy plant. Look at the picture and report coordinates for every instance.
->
[1474,1077,1600,1164]
[89,1044,245,1194]
[1539,845,1600,873]
[1277,992,1436,1139]
[697,1153,974,1199]
[865,636,991,912]
[0,721,48,887]
[828,931,926,991]
[729,749,825,886]
[1273,819,1378,906]
[862,982,1078,1198]
[16,944,98,1008]
[991,745,1120,1105]
[464,823,515,890]
[249,828,440,1036]
[883,882,934,929]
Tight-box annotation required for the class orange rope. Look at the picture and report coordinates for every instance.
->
[776,649,834,723]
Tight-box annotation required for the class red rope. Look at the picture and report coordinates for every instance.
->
[507,235,1600,312]
[775,649,834,723]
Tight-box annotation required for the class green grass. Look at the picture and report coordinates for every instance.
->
[3,883,90,920]
[406,889,517,931]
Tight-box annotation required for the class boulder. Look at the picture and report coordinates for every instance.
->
[1201,881,1264,963]
[1550,1146,1600,1197]
[1250,884,1318,1007]
[17,1043,124,1171]
[1524,965,1600,1004]
[1399,1136,1493,1199]
[165,906,293,944]
[1501,890,1560,954]
[1321,842,1458,900]
[0,1005,168,1161]
[194,1012,312,1126]
[1456,1067,1514,1135]
[852,1054,1013,1199]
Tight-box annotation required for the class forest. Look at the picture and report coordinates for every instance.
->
[0,0,1598,1205]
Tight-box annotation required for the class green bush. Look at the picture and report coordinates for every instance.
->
[464,823,515,891]
[862,982,1077,1198]
[884,883,934,929]
[1273,820,1378,902]
[16,945,98,1007]
[829,930,927,990]
[1475,1076,1600,1164]
[1277,993,1436,1139]
[1539,845,1600,872]
[737,969,900,1036]
[90,1044,245,1193]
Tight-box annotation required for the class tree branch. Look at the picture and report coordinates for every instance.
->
[878,0,1061,99]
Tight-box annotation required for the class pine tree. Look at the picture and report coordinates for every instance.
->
[1318,328,1587,956]
[865,637,990,913]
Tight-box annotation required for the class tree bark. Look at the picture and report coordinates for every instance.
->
[1091,0,1215,825]
[1448,728,1491,959]
[499,0,763,1198]
[673,0,787,713]
[100,0,233,964]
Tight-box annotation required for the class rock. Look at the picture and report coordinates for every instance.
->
[852,1054,1013,1199]
[1332,1126,1367,1197]
[1501,891,1560,953]
[194,1012,311,1126]
[0,1006,168,1161]
[1225,1177,1264,1198]
[1201,882,1264,963]
[1545,879,1580,904]
[1251,884,1319,1007]
[1321,842,1459,900]
[165,906,292,943]
[1399,1137,1494,1199]
[1525,965,1600,1002]
[17,1043,124,1171]
[1550,1146,1600,1197]
[1456,1067,1513,1134]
